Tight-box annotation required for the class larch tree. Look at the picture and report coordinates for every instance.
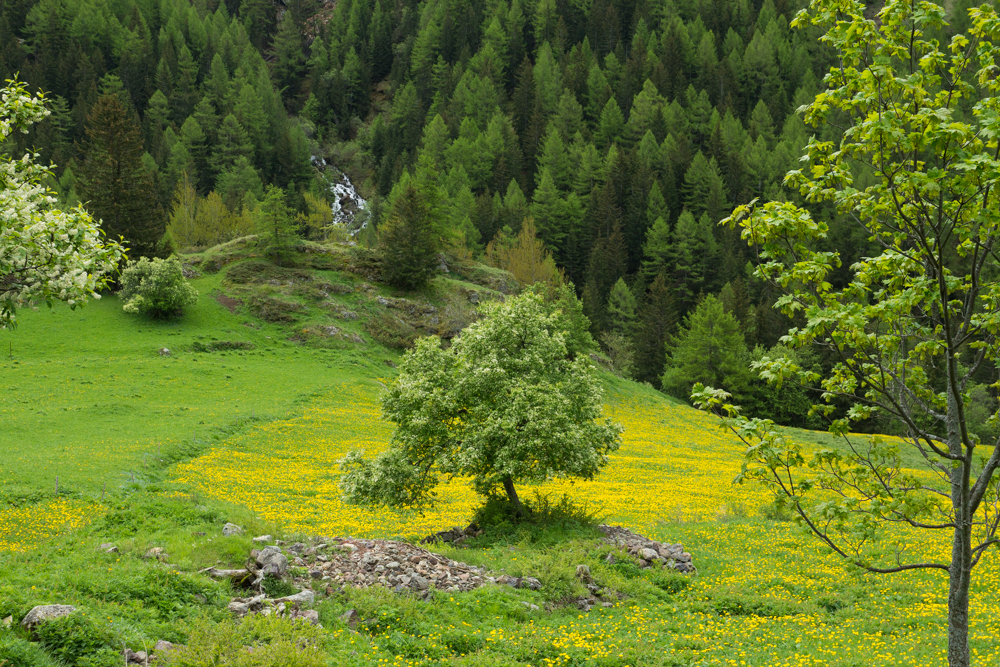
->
[695,2,1000,665]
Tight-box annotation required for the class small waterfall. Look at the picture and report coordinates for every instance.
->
[312,156,369,235]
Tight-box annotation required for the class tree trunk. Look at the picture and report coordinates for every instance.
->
[947,540,971,667]
[946,375,972,667]
[502,476,525,518]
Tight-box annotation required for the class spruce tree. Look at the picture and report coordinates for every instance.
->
[632,273,678,387]
[379,178,443,289]
[79,92,165,257]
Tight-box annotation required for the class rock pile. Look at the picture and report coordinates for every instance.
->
[599,525,695,573]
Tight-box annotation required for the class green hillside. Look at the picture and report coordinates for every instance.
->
[1,248,999,667]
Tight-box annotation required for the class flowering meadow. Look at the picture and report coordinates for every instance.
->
[169,378,1000,666]
[0,499,97,552]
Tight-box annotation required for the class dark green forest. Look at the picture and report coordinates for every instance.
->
[1,0,991,430]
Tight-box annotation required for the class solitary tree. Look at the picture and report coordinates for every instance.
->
[340,291,622,515]
[695,2,1000,665]
[255,185,298,264]
[0,78,124,328]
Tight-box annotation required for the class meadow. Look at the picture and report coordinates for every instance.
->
[2,264,1000,666]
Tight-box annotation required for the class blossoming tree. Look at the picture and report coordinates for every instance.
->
[340,291,622,515]
[1,78,124,328]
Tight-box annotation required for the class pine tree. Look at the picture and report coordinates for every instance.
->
[272,11,305,96]
[79,92,164,257]
[682,151,729,223]
[256,184,298,264]
[594,98,624,148]
[606,277,637,336]
[632,273,678,387]
[217,155,264,211]
[212,114,254,175]
[669,210,718,312]
[379,178,443,289]
[582,221,626,333]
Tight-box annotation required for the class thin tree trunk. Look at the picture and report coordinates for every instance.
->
[947,377,972,667]
[947,528,972,667]
[502,475,525,518]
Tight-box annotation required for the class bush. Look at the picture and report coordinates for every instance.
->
[169,615,326,667]
[363,311,418,348]
[0,633,59,667]
[34,613,117,667]
[119,257,198,319]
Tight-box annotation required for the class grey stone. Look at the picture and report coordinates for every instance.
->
[159,348,171,356]
[273,590,315,608]
[21,605,77,629]
[2,616,11,628]
[222,523,244,536]
[520,602,539,611]
[410,574,429,590]
[309,569,323,579]
[252,535,272,544]
[98,542,118,553]
[521,577,542,591]
[153,640,176,653]
[300,609,321,625]
[143,547,165,560]
[575,564,591,580]
[639,548,659,561]
[227,601,249,616]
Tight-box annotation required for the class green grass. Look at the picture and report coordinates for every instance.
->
[2,251,1000,667]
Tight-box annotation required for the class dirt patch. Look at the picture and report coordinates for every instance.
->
[214,293,243,314]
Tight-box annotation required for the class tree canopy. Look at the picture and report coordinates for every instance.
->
[696,1,1000,664]
[340,291,622,513]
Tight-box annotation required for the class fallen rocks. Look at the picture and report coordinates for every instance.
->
[21,605,76,629]
[227,593,321,625]
[598,525,695,573]
[222,523,244,536]
[420,523,482,546]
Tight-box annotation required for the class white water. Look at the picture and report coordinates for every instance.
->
[312,156,369,234]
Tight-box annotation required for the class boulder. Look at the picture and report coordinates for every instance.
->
[222,523,244,536]
[21,605,76,629]
[98,542,118,553]
[153,640,177,653]
[639,548,659,562]
[273,590,315,608]
[256,547,288,576]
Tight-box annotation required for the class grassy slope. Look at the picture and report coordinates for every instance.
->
[1,250,999,667]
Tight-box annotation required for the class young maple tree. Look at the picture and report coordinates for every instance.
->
[694,2,1000,664]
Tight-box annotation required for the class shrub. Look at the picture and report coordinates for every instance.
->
[0,633,59,667]
[34,613,117,667]
[169,615,326,667]
[118,257,198,319]
[363,311,418,348]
